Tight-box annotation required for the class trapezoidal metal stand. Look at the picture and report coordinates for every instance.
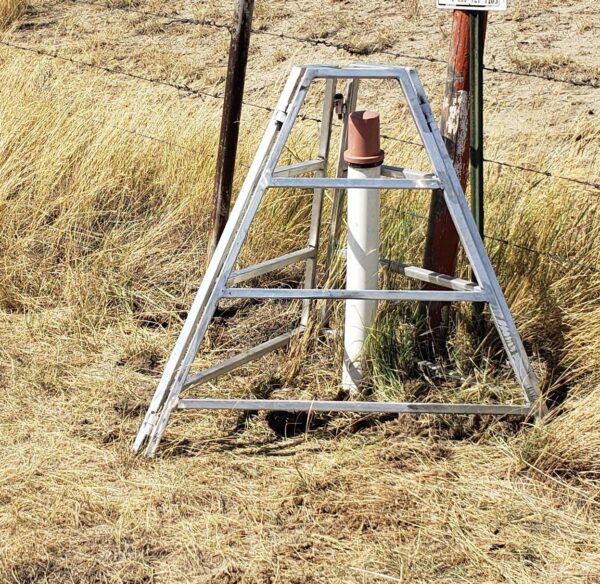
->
[134,64,546,457]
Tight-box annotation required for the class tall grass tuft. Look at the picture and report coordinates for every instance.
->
[0,0,27,28]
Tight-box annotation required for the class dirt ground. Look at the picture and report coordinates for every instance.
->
[0,1,599,583]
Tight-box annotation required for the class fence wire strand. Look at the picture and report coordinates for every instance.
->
[381,204,600,273]
[0,33,599,273]
[69,0,600,89]
[2,39,597,193]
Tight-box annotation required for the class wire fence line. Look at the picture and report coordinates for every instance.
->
[2,39,598,193]
[482,64,600,88]
[69,0,600,89]
[0,40,333,126]
[0,40,256,106]
[69,111,207,154]
[380,204,600,274]
[381,136,600,192]
[1,41,599,272]
[484,234,600,274]
[483,159,600,191]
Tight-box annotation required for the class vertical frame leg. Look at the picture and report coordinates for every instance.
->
[133,117,283,454]
[134,67,313,456]
[143,71,315,456]
[445,178,544,415]
[146,178,271,455]
[398,69,545,417]
[300,78,337,326]
[322,79,360,327]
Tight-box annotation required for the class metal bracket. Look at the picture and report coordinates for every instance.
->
[333,92,345,119]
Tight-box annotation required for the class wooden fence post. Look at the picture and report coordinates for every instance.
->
[420,10,487,353]
[208,0,254,261]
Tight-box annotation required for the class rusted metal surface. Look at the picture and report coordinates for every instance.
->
[470,10,487,334]
[208,0,254,261]
[421,10,487,352]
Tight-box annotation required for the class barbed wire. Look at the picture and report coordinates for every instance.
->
[2,38,598,194]
[0,39,274,112]
[380,204,600,273]
[483,159,600,191]
[0,41,218,100]
[69,112,205,154]
[1,40,599,271]
[68,113,260,170]
[69,0,600,89]
[483,64,599,89]
[484,234,600,274]
[380,136,600,192]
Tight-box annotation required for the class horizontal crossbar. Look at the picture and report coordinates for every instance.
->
[271,163,434,182]
[381,165,435,180]
[221,288,488,302]
[309,66,409,79]
[380,258,480,292]
[184,328,302,390]
[228,247,315,285]
[177,399,532,416]
[268,177,441,190]
[272,159,324,177]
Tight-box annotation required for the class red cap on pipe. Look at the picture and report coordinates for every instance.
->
[344,110,385,166]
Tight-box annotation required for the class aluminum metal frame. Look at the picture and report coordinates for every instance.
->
[133,64,546,457]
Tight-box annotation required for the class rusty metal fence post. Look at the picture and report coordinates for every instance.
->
[470,10,486,336]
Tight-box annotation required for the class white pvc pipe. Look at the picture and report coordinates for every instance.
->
[342,163,381,394]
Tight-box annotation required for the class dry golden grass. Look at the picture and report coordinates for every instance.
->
[0,0,26,28]
[0,0,599,580]
[509,51,600,81]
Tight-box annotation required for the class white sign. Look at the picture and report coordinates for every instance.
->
[436,0,507,11]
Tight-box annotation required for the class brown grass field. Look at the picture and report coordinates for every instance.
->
[0,0,599,582]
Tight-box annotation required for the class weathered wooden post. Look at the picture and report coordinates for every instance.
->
[421,10,473,352]
[421,2,492,351]
[209,0,254,261]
